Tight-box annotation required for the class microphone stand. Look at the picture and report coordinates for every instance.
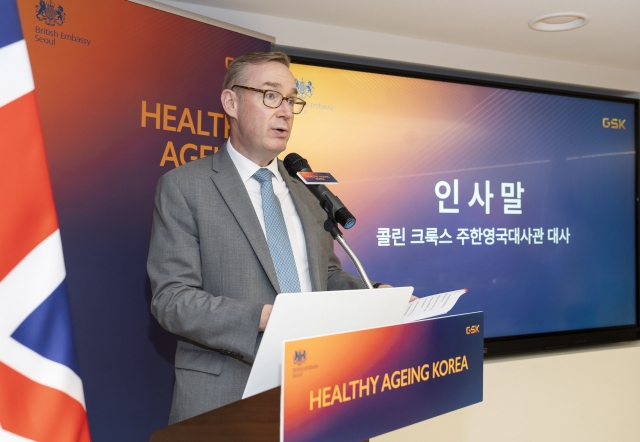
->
[323,217,374,290]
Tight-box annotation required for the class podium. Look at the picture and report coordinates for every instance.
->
[149,387,370,442]
[149,308,483,442]
[149,387,280,442]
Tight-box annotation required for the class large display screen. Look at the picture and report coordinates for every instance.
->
[287,61,638,346]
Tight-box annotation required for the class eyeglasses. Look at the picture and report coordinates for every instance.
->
[232,85,306,114]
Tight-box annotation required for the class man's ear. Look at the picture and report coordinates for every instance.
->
[221,89,238,119]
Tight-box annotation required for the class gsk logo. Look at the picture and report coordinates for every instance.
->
[602,118,626,130]
[466,325,480,335]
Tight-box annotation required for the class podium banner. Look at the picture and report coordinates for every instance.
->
[282,312,484,442]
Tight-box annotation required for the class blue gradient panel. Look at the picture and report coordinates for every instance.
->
[360,93,636,339]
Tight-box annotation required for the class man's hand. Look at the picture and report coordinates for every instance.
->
[375,283,418,302]
[259,304,273,332]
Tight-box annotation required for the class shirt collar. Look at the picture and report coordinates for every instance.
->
[227,138,282,184]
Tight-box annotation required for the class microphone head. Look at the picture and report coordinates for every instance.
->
[335,207,356,229]
[283,152,311,178]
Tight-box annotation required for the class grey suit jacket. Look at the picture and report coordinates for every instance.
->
[147,143,365,423]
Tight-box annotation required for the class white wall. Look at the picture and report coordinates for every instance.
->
[156,3,640,440]
[376,341,640,442]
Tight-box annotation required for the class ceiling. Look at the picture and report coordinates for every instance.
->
[171,0,640,72]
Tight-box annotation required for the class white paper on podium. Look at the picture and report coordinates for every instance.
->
[242,286,414,399]
[401,288,468,323]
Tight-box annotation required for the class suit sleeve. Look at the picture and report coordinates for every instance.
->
[147,174,263,363]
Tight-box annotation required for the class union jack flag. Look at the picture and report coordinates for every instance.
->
[0,0,90,440]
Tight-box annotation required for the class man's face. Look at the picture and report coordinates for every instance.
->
[229,62,298,165]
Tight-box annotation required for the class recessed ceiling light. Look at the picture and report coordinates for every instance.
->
[529,12,590,32]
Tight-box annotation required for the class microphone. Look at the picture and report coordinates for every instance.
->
[283,153,356,229]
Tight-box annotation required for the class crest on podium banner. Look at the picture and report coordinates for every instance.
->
[293,350,307,365]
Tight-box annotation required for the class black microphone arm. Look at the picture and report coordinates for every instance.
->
[283,153,356,229]
[283,153,373,289]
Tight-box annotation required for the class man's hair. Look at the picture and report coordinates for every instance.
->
[222,51,291,90]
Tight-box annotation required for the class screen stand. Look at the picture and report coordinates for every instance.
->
[323,217,373,289]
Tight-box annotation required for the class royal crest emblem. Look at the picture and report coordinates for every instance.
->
[293,350,307,365]
[295,78,314,99]
[36,0,66,26]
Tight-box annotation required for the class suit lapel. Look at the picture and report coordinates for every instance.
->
[210,144,281,293]
[280,162,323,292]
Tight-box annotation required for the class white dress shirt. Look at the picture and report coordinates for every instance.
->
[226,140,312,293]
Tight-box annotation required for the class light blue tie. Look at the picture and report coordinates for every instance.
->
[253,168,301,293]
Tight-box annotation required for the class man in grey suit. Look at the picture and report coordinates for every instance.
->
[147,52,390,424]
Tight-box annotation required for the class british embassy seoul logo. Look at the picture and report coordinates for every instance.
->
[293,350,307,365]
[35,0,66,26]
[34,1,92,47]
[296,78,314,99]
[295,77,334,112]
